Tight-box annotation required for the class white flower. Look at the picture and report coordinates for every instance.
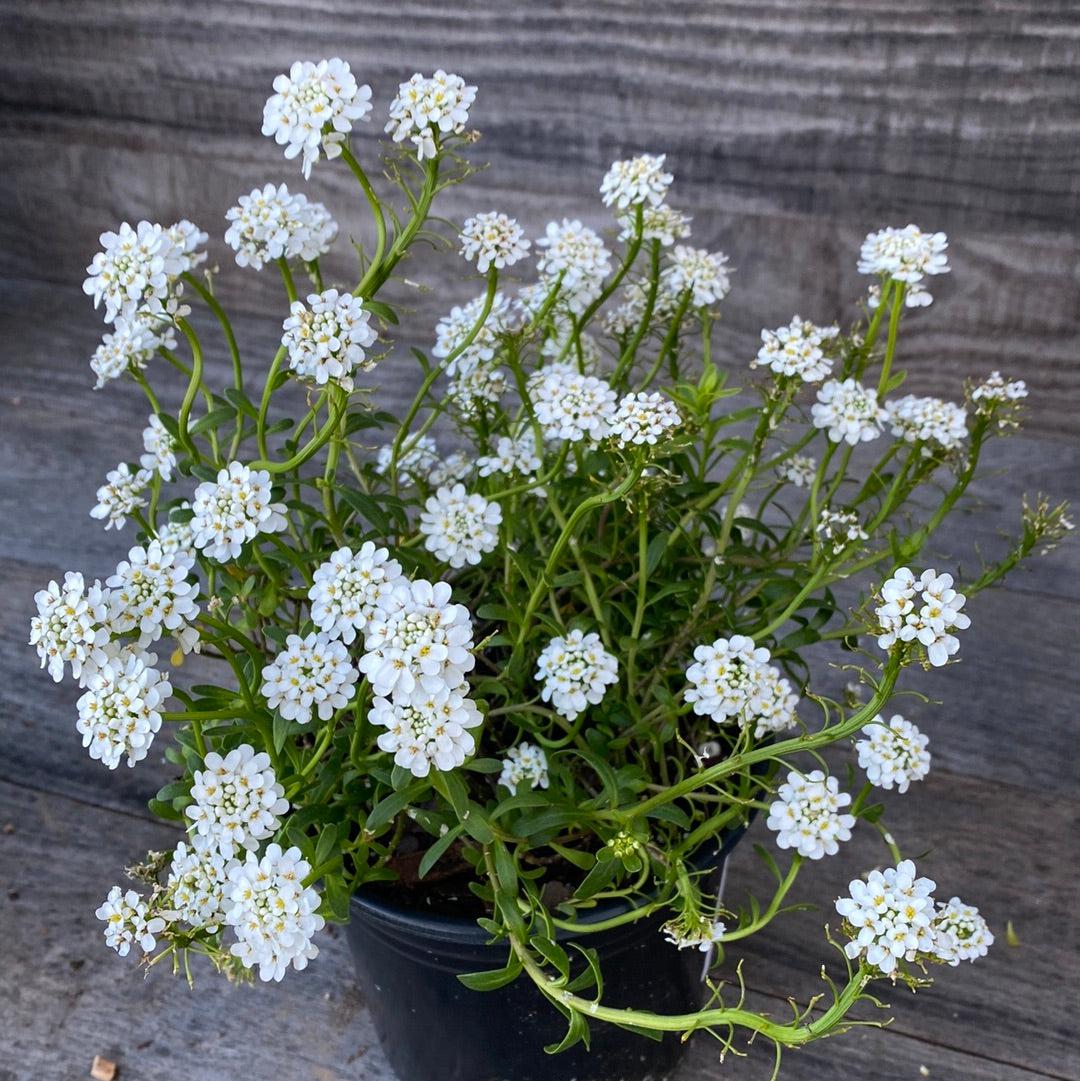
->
[776,454,816,488]
[419,485,502,568]
[30,571,111,683]
[167,219,209,270]
[662,917,727,953]
[371,685,482,777]
[932,897,994,965]
[752,315,838,382]
[448,358,508,417]
[140,414,178,480]
[154,508,196,561]
[166,841,233,932]
[535,219,612,313]
[540,318,602,367]
[869,280,932,309]
[477,433,542,478]
[260,631,358,725]
[376,435,440,487]
[836,859,938,976]
[617,205,691,247]
[602,278,680,336]
[875,566,970,667]
[76,651,171,769]
[106,540,200,651]
[816,509,869,555]
[685,636,799,738]
[766,770,855,859]
[498,741,549,795]
[359,579,475,699]
[282,288,378,392]
[887,395,968,452]
[600,154,673,210]
[90,320,162,388]
[225,183,338,269]
[185,743,289,858]
[610,391,681,447]
[535,629,619,721]
[661,245,731,308]
[262,58,372,178]
[90,463,151,531]
[858,225,949,284]
[385,70,477,161]
[972,371,1028,406]
[812,378,887,445]
[428,451,474,488]
[528,363,617,442]
[96,886,166,957]
[190,461,288,562]
[226,844,325,982]
[433,291,511,372]
[309,543,403,645]
[459,212,530,273]
[856,714,930,794]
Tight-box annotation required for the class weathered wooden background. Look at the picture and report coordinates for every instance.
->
[1,2,1078,1080]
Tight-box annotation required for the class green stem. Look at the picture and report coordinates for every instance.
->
[876,282,906,400]
[342,143,388,298]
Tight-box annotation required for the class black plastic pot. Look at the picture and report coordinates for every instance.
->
[347,826,747,1081]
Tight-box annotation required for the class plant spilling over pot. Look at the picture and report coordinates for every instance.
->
[32,57,1073,1067]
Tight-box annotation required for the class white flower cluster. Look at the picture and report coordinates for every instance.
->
[971,371,1028,408]
[933,897,994,965]
[535,629,619,721]
[662,917,727,953]
[76,651,172,769]
[766,770,855,859]
[90,463,151,530]
[428,452,473,488]
[376,435,439,487]
[96,886,166,957]
[262,58,372,177]
[477,433,542,479]
[371,686,482,777]
[459,212,530,273]
[600,154,673,210]
[875,567,970,667]
[753,315,838,383]
[609,391,681,447]
[226,844,326,981]
[90,321,163,389]
[661,245,731,308]
[190,462,288,562]
[185,744,290,858]
[260,632,358,724]
[419,484,502,568]
[528,363,617,442]
[140,415,177,480]
[617,205,691,247]
[449,361,508,417]
[603,278,680,337]
[386,70,476,160]
[155,510,196,562]
[812,378,886,445]
[776,454,816,488]
[166,840,232,932]
[856,714,930,793]
[887,395,968,452]
[685,635,799,738]
[281,288,378,392]
[434,291,510,370]
[309,543,403,645]
[106,540,200,652]
[225,183,337,270]
[858,225,950,283]
[30,571,111,683]
[816,509,868,555]
[498,741,549,795]
[869,280,932,309]
[535,219,612,313]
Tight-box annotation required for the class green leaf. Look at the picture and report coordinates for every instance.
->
[457,957,523,991]
[493,840,517,894]
[147,798,183,821]
[272,711,292,754]
[645,531,669,575]
[366,780,428,831]
[544,1010,590,1054]
[574,855,619,900]
[189,405,236,436]
[532,936,570,978]
[418,824,464,879]
[223,387,259,419]
[362,298,399,325]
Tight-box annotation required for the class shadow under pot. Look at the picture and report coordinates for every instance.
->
[346,825,748,1081]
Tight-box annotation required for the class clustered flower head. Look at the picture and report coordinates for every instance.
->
[419,484,502,568]
[154,510,196,562]
[869,280,932,309]
[971,371,1029,422]
[370,685,482,777]
[185,744,290,858]
[887,395,968,452]
[477,433,542,478]
[776,454,816,488]
[90,320,162,389]
[226,844,326,981]
[96,885,166,957]
[140,414,177,480]
[535,219,612,313]
[190,462,288,562]
[609,391,682,447]
[90,463,151,531]
[434,291,511,372]
[459,212,530,273]
[166,840,232,932]
[662,915,727,953]
[600,154,673,210]
[282,288,378,392]
[685,635,799,738]
[661,245,731,308]
[766,770,855,859]
[875,567,970,667]
[498,741,549,795]
[30,571,111,683]
[528,363,617,442]
[932,897,994,965]
[385,70,476,161]
[376,434,439,487]
[262,58,372,177]
[812,378,887,445]
[617,205,691,247]
[816,508,869,555]
[309,543,403,645]
[856,714,930,793]
[106,540,200,651]
[535,629,619,721]
[858,225,950,283]
[753,315,838,383]
[225,183,337,270]
[260,632,358,724]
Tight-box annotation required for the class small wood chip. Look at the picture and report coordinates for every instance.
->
[90,1055,117,1081]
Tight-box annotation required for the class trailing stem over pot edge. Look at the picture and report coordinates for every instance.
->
[30,57,1074,1071]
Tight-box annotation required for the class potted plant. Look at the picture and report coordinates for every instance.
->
[32,58,1072,1081]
